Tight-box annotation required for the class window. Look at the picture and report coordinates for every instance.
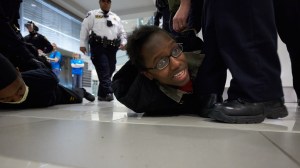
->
[20,0,81,52]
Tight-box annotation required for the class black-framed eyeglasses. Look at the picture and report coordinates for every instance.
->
[144,43,183,71]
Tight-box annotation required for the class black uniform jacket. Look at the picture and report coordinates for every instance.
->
[24,33,53,54]
[112,52,205,116]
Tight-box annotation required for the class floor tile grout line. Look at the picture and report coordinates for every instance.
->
[1,114,300,133]
[260,132,300,167]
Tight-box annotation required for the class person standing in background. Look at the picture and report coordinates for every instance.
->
[79,0,127,101]
[274,0,300,107]
[71,53,84,89]
[48,43,62,78]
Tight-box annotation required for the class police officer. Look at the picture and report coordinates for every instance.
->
[80,0,127,101]
[274,0,300,106]
[0,53,95,109]
[24,21,53,55]
[196,0,288,123]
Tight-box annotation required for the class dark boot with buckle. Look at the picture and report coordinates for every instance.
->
[208,98,288,124]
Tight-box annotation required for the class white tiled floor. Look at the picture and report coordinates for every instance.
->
[0,100,299,168]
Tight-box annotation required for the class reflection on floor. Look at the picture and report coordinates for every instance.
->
[0,100,299,168]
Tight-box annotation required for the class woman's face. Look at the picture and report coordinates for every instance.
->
[141,33,190,87]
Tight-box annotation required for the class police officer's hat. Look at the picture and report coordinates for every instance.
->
[24,21,39,31]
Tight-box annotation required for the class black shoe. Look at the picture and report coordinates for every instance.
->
[208,98,288,124]
[106,93,114,101]
[298,99,300,107]
[198,94,223,118]
[82,89,95,102]
[265,98,288,119]
[98,93,114,102]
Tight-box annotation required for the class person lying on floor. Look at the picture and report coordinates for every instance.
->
[112,26,222,116]
[0,53,95,109]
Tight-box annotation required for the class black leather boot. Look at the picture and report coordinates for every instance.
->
[98,93,114,102]
[82,88,95,102]
[209,98,288,124]
[198,94,223,118]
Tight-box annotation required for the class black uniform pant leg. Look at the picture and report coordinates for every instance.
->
[55,85,83,104]
[203,0,283,102]
[161,7,171,34]
[194,0,228,96]
[274,0,300,99]
[107,47,117,78]
[91,46,116,97]
[188,0,204,33]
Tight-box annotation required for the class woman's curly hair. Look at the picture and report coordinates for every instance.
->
[126,25,170,71]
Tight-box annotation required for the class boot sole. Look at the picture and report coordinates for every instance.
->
[209,104,288,123]
[209,111,265,124]
[265,105,288,119]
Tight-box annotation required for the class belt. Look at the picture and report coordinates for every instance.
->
[89,33,120,48]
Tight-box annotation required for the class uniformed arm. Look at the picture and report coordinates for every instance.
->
[40,35,53,54]
[117,18,127,50]
[80,11,94,54]
[22,68,59,87]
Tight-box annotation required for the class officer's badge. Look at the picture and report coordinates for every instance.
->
[95,15,103,19]
[85,12,91,18]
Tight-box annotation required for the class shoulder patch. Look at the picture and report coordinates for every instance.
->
[86,12,91,18]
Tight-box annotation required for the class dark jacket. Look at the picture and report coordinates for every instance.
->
[24,33,53,54]
[112,52,206,116]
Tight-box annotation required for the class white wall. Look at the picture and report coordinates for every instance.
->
[278,38,292,87]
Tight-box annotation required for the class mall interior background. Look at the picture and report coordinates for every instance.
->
[19,0,296,102]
